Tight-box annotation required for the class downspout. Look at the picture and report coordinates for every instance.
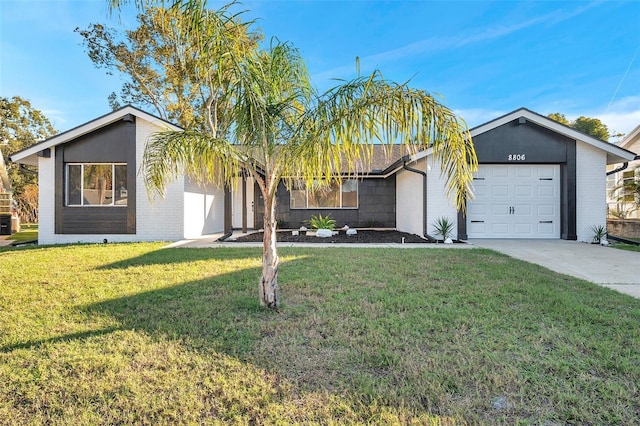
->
[19,164,38,175]
[402,158,436,242]
[606,162,628,176]
[217,229,233,242]
[607,155,640,176]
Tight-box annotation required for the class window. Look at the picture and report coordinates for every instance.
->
[621,170,636,203]
[290,180,358,209]
[66,164,127,206]
[606,174,616,191]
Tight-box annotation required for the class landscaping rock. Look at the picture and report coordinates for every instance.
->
[232,230,432,244]
[316,229,333,238]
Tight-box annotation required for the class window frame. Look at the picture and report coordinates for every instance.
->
[290,179,359,210]
[65,163,128,207]
[621,170,636,203]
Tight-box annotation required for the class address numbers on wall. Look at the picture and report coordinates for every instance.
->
[507,154,526,161]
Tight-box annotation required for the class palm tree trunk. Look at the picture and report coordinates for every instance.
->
[260,194,279,308]
[98,177,106,204]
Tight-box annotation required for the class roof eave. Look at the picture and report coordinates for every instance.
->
[619,124,640,150]
[9,105,182,165]
[470,107,636,164]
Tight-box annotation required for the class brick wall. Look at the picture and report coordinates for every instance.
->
[135,118,185,241]
[576,141,607,242]
[607,219,640,238]
[37,154,56,244]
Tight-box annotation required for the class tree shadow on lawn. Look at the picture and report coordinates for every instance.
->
[8,246,324,352]
[85,269,276,356]
[1,246,279,356]
[96,245,263,269]
[0,247,444,420]
[4,246,640,424]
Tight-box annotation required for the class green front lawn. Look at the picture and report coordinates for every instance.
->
[1,244,638,424]
[5,223,38,244]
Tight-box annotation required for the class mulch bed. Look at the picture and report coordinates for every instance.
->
[230,230,435,244]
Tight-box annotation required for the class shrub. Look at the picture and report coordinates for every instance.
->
[590,224,607,244]
[309,214,336,231]
[432,216,455,240]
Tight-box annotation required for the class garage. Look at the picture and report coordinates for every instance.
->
[467,164,560,238]
[454,108,635,242]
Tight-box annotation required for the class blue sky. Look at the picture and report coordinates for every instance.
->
[1,0,639,138]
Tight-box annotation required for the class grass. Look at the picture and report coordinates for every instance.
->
[612,243,640,252]
[610,236,640,252]
[1,243,639,424]
[5,224,38,244]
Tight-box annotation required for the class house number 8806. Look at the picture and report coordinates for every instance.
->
[508,154,526,161]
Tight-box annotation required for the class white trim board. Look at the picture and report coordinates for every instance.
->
[10,105,182,166]
[470,108,636,165]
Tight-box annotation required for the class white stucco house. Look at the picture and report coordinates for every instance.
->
[607,124,640,219]
[9,106,636,244]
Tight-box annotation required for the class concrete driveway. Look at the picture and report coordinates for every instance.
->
[470,239,640,299]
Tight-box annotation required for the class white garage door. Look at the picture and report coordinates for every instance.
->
[467,165,560,238]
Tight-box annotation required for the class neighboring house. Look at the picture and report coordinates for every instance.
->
[9,106,636,244]
[0,148,10,194]
[0,149,12,235]
[606,124,640,219]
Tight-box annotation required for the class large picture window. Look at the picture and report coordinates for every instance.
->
[290,180,358,209]
[66,163,127,206]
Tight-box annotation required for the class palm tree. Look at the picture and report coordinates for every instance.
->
[115,1,478,309]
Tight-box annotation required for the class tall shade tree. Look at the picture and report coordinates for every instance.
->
[548,112,611,141]
[573,116,610,142]
[113,0,477,309]
[0,96,57,222]
[78,2,259,131]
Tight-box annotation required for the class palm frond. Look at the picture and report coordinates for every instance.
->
[294,71,477,210]
[142,130,243,198]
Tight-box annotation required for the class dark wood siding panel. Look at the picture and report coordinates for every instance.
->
[255,177,396,229]
[472,119,572,164]
[55,118,136,235]
[61,207,128,234]
[562,140,577,240]
[63,117,135,163]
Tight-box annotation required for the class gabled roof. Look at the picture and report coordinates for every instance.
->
[619,123,640,153]
[9,105,182,166]
[346,144,419,176]
[468,107,636,165]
